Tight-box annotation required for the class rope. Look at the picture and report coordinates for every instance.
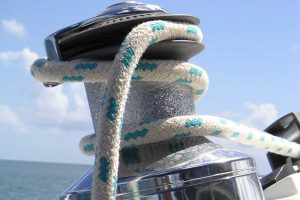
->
[31,20,300,200]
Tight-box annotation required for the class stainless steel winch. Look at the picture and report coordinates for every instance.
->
[42,1,265,199]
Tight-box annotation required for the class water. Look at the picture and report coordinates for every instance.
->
[0,160,91,200]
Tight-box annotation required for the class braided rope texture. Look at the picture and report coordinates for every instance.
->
[31,20,300,199]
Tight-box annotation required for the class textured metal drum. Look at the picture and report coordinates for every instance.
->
[84,82,195,128]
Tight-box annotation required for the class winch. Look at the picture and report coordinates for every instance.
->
[30,2,300,200]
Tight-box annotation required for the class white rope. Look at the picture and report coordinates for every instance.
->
[31,20,300,200]
[31,59,208,100]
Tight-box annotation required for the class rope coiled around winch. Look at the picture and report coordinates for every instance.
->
[31,20,300,200]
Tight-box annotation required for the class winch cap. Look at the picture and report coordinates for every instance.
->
[45,1,200,62]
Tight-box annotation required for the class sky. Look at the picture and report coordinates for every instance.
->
[0,0,299,175]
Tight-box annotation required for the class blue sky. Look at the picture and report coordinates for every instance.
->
[0,0,299,175]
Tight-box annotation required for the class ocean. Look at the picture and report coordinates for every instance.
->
[0,160,91,200]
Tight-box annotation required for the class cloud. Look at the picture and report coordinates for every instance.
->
[2,19,26,38]
[0,48,38,69]
[242,102,278,129]
[33,83,92,131]
[0,46,90,132]
[0,83,91,133]
[36,85,69,116]
[216,102,278,130]
[0,105,27,132]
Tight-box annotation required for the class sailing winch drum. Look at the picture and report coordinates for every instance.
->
[37,2,265,199]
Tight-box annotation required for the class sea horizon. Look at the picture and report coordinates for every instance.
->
[0,159,91,200]
[0,158,92,167]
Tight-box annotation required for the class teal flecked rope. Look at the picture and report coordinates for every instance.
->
[90,21,204,200]
[31,59,208,100]
[31,20,300,200]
